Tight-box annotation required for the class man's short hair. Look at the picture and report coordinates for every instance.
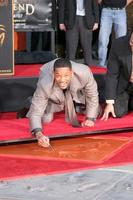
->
[53,58,72,70]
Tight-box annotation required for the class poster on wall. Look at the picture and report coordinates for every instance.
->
[14,0,56,31]
[0,0,14,75]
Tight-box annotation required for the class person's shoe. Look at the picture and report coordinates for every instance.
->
[16,107,29,119]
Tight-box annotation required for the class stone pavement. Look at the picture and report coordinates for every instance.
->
[0,164,133,200]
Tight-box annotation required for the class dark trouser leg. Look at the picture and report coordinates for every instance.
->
[126,83,133,111]
[74,102,86,114]
[128,95,133,111]
[79,17,92,66]
[114,92,129,118]
[16,96,32,118]
[66,18,79,61]
[31,32,40,51]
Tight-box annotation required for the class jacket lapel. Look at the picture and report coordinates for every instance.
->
[50,83,65,104]
[70,73,84,103]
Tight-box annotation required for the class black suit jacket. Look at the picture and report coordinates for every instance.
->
[58,0,99,30]
[105,34,132,100]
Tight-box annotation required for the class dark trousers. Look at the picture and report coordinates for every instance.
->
[114,84,133,117]
[31,32,50,51]
[66,16,92,66]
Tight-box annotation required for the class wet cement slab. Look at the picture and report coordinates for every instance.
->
[0,136,133,199]
[0,136,130,162]
[0,165,133,200]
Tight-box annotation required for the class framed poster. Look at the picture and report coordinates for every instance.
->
[0,0,14,75]
[14,0,56,31]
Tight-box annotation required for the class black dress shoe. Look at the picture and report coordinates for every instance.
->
[16,107,29,119]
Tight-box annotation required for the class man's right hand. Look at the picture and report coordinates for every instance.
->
[101,104,116,121]
[97,0,102,4]
[35,132,50,148]
[59,24,66,31]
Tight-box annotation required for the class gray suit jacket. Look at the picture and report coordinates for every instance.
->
[27,59,99,131]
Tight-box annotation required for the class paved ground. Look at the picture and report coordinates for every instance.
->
[0,164,133,200]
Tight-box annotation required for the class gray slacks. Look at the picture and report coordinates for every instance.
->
[66,16,92,66]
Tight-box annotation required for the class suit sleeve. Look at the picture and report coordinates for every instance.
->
[92,0,99,23]
[105,40,121,100]
[27,80,49,132]
[58,0,65,24]
[85,69,99,118]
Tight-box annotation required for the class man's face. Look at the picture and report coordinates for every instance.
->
[129,32,133,49]
[54,67,72,90]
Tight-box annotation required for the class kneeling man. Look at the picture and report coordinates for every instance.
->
[27,58,99,147]
[102,29,133,120]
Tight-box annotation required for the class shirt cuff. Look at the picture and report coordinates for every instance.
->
[31,128,42,136]
[106,100,115,104]
[86,117,96,122]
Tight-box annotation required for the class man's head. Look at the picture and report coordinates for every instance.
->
[53,58,72,90]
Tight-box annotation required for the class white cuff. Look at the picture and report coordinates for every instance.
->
[106,100,115,104]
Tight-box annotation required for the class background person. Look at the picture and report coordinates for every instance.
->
[98,0,133,67]
[102,28,133,120]
[58,0,99,66]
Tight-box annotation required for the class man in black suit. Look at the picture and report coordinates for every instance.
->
[58,0,99,66]
[102,28,133,120]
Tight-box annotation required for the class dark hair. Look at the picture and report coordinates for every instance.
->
[53,58,72,70]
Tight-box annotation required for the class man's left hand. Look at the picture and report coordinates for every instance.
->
[81,119,95,127]
[92,23,98,31]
